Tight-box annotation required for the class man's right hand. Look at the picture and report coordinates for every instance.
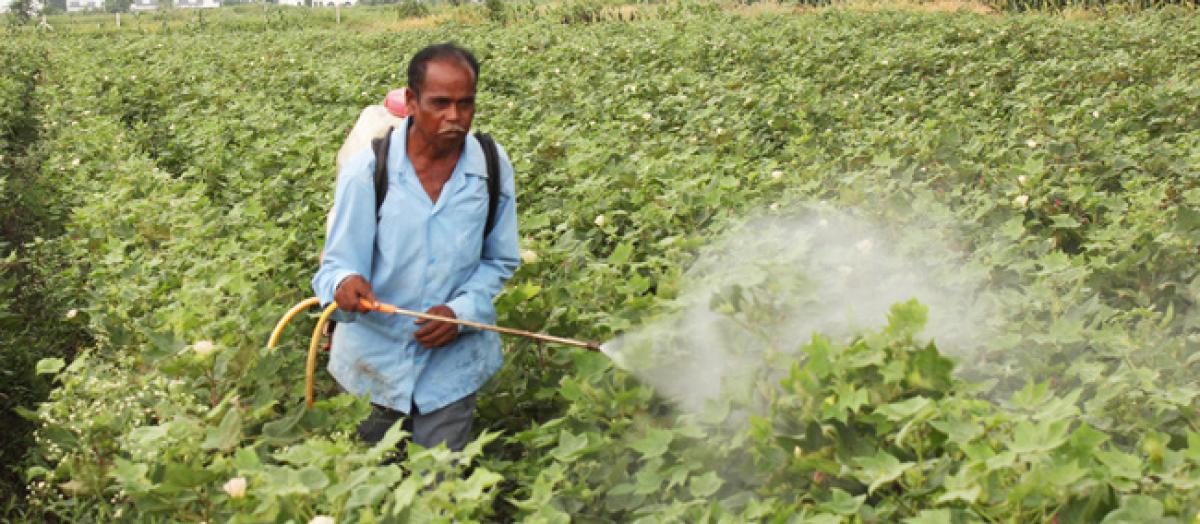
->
[334,274,376,313]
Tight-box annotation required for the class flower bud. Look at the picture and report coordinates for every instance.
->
[193,340,216,357]
[222,477,246,498]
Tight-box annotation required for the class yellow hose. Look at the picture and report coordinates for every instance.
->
[265,297,334,409]
[307,303,339,408]
[266,297,321,349]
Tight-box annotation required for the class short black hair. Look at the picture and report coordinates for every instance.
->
[407,43,480,97]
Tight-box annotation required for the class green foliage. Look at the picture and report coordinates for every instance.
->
[5,0,36,24]
[4,4,1200,522]
[987,0,1199,12]
[104,0,132,13]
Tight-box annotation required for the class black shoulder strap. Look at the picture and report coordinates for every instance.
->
[371,126,393,222]
[372,127,499,239]
[475,131,501,239]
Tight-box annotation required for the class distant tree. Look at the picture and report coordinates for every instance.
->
[43,0,66,14]
[104,0,130,12]
[8,0,35,23]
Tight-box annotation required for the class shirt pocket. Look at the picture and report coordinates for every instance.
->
[444,173,490,271]
[375,179,425,269]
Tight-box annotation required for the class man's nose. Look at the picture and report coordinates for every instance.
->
[446,104,459,121]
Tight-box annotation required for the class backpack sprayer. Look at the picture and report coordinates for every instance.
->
[266,298,602,408]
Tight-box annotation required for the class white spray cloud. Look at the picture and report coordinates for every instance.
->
[602,207,996,414]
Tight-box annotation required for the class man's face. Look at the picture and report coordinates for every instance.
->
[407,59,476,153]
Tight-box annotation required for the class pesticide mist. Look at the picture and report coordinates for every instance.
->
[601,207,997,415]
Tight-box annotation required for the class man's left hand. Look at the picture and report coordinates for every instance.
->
[414,305,459,348]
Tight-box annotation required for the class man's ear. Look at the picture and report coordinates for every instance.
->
[405,87,417,110]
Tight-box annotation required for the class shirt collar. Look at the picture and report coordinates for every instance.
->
[389,118,487,179]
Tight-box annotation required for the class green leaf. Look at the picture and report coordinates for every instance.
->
[459,468,504,501]
[1096,450,1143,481]
[201,407,242,451]
[233,447,261,472]
[852,451,913,494]
[35,358,65,375]
[909,343,955,392]
[297,466,329,491]
[608,242,634,265]
[391,477,422,515]
[1008,419,1070,454]
[261,406,306,445]
[876,396,932,421]
[630,428,674,459]
[688,471,722,498]
[930,419,983,446]
[109,458,152,493]
[345,482,388,510]
[818,488,865,515]
[1099,495,1165,524]
[162,463,211,490]
[904,509,951,524]
[551,430,590,463]
[886,299,928,339]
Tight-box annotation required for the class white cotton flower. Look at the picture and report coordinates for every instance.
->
[1013,195,1029,208]
[1092,110,1100,118]
[641,113,652,121]
[520,249,538,264]
[769,203,780,211]
[1017,175,1028,186]
[222,477,246,498]
[193,340,216,357]
[968,91,976,98]
[770,170,783,180]
[65,309,78,319]
[593,214,606,227]
[1026,139,1038,148]
[309,516,335,524]
[71,158,80,166]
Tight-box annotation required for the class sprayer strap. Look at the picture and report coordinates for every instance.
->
[369,127,500,241]
[370,126,393,222]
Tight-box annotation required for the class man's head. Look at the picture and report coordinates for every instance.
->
[405,44,479,154]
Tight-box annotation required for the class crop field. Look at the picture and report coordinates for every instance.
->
[2,2,1200,522]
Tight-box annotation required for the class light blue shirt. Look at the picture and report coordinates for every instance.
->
[312,120,519,414]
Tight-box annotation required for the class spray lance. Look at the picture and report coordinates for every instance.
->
[266,297,603,408]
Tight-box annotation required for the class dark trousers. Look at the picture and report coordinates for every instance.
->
[356,393,477,452]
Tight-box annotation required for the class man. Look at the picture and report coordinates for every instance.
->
[312,43,519,451]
